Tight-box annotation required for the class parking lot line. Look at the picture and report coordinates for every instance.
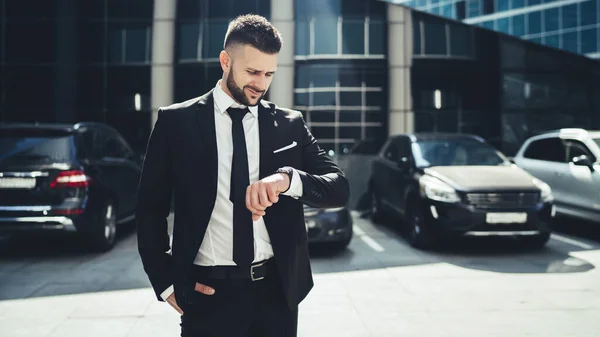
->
[551,233,595,250]
[353,225,385,252]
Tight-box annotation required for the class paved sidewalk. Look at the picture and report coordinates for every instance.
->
[1,215,600,336]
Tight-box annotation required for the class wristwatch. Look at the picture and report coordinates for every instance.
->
[275,167,294,193]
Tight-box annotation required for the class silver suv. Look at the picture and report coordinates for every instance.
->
[513,128,600,223]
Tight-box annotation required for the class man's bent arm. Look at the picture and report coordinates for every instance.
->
[295,116,350,208]
[136,110,174,301]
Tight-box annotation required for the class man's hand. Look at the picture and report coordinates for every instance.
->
[166,293,183,315]
[165,283,215,315]
[246,173,290,221]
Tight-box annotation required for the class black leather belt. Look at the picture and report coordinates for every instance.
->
[193,259,275,281]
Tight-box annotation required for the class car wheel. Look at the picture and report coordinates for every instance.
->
[88,200,117,252]
[370,190,385,224]
[406,198,437,250]
[517,231,551,249]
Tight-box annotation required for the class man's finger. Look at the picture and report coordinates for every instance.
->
[258,185,273,208]
[267,184,279,203]
[250,186,265,211]
[194,282,215,295]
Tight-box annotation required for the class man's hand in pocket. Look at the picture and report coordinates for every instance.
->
[166,283,215,314]
[166,293,183,315]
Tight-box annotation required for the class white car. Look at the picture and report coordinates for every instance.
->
[513,128,600,223]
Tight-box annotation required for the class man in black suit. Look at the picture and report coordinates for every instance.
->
[136,14,349,337]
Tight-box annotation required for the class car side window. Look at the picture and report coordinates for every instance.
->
[103,131,134,159]
[81,129,106,160]
[565,140,596,162]
[523,138,566,162]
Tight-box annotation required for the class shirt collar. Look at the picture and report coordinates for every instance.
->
[213,80,259,118]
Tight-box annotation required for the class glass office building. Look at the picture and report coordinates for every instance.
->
[392,0,600,59]
[1,0,599,158]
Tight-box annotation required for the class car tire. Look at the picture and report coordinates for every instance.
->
[327,235,352,251]
[87,200,117,252]
[517,230,551,249]
[406,198,437,250]
[370,190,385,224]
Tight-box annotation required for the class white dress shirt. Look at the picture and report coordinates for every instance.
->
[161,81,303,300]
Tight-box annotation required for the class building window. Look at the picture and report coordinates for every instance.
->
[581,0,598,26]
[562,4,579,30]
[293,65,386,154]
[528,11,541,35]
[544,8,559,33]
[512,15,525,36]
[562,31,579,54]
[314,19,338,55]
[109,26,152,64]
[413,16,474,59]
[467,0,481,18]
[295,17,385,59]
[581,28,598,54]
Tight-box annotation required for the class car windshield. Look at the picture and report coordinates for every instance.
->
[412,138,509,168]
[0,131,76,163]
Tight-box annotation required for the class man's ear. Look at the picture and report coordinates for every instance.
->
[219,50,230,72]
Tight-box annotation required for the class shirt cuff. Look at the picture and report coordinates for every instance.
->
[281,168,303,199]
[160,285,174,301]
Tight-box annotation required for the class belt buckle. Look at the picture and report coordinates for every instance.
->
[250,261,266,281]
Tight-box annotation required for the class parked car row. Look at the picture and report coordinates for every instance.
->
[368,128,600,250]
[0,123,353,252]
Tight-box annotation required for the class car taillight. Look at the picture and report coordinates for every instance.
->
[50,170,90,188]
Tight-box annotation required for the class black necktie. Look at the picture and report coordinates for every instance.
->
[228,107,254,268]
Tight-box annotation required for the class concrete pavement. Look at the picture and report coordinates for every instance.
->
[1,214,600,336]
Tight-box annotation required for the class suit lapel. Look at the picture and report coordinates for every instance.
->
[258,100,276,179]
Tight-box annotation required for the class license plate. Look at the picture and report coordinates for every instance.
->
[486,212,527,224]
[0,177,36,189]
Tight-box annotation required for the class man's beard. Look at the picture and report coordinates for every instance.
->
[226,70,265,107]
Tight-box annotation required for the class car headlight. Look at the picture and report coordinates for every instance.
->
[419,175,460,203]
[532,178,553,202]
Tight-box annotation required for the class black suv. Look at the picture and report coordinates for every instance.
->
[0,122,142,251]
[368,133,554,250]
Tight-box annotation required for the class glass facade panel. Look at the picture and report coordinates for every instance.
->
[496,18,509,34]
[424,21,447,55]
[543,33,560,49]
[313,92,336,106]
[314,19,338,55]
[342,20,365,55]
[295,21,310,56]
[563,31,579,53]
[581,0,598,26]
[581,27,598,53]
[369,21,386,55]
[467,0,481,18]
[544,8,559,33]
[512,14,525,36]
[340,91,362,106]
[528,11,542,35]
[125,27,149,63]
[562,4,579,30]
[450,24,473,57]
[179,23,200,60]
[203,20,228,59]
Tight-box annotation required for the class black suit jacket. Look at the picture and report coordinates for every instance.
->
[136,90,350,311]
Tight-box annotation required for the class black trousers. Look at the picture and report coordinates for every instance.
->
[180,262,298,337]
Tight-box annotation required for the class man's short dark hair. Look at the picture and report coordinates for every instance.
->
[223,14,282,54]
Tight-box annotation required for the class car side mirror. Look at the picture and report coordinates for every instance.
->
[397,157,410,170]
[572,155,595,171]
